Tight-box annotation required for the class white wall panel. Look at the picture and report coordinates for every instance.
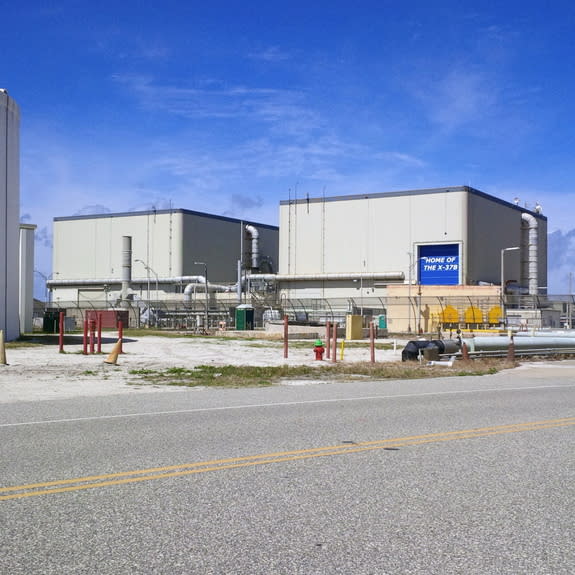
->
[0,91,20,340]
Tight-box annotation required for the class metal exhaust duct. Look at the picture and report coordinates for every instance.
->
[245,225,259,270]
[521,212,538,296]
[121,235,132,304]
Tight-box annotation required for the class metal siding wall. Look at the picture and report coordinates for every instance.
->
[182,214,243,282]
[53,211,279,293]
[467,194,523,285]
[0,93,20,340]
[0,95,6,335]
[19,225,35,333]
[280,190,467,283]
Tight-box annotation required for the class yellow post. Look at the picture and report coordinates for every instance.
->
[340,338,345,361]
[0,330,6,365]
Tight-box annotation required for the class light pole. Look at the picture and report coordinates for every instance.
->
[407,252,413,333]
[194,261,209,331]
[500,246,520,325]
[567,272,573,329]
[135,259,159,325]
[408,252,424,333]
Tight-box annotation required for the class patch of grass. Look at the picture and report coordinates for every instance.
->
[129,368,159,375]
[129,359,506,388]
[133,364,288,387]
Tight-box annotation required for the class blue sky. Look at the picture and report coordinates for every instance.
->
[2,1,575,296]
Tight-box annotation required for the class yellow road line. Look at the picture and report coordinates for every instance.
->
[1,417,574,501]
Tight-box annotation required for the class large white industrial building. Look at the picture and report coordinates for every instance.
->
[49,209,279,309]
[1,90,22,340]
[277,186,548,331]
[279,186,547,294]
[48,186,549,332]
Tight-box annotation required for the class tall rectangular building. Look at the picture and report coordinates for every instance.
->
[0,90,20,340]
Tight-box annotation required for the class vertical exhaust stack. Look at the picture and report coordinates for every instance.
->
[121,235,132,306]
[521,213,538,296]
[245,225,259,270]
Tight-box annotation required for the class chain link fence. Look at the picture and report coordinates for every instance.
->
[35,292,575,334]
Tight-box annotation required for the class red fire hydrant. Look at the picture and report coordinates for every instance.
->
[313,339,325,360]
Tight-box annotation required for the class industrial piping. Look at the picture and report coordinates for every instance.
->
[247,272,405,282]
[245,225,259,270]
[521,212,538,296]
[402,334,575,361]
[121,236,132,306]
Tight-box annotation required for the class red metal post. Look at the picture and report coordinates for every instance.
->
[83,319,88,355]
[89,320,95,354]
[370,321,375,363]
[332,322,337,363]
[97,312,103,354]
[58,312,65,353]
[325,321,331,359]
[283,315,288,359]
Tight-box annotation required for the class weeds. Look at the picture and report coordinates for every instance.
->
[129,359,506,388]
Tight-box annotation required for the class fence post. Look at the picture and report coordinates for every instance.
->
[83,318,88,355]
[332,322,337,363]
[325,321,331,359]
[58,311,65,353]
[89,319,95,354]
[97,312,103,354]
[283,315,288,359]
[370,321,375,363]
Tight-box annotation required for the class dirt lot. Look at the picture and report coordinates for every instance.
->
[0,335,404,403]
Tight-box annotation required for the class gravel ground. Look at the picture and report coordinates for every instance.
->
[0,335,406,403]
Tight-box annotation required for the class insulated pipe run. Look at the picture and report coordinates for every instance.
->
[245,225,259,270]
[247,272,405,282]
[182,278,232,302]
[48,275,212,287]
[521,212,538,296]
[121,236,132,304]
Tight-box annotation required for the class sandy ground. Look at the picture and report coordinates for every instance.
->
[3,335,574,405]
[0,336,406,403]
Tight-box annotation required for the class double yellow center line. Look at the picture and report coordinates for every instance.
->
[2,417,574,501]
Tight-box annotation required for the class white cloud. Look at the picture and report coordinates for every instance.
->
[248,46,291,62]
[409,67,497,132]
[112,74,313,131]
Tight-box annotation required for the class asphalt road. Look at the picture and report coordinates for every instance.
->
[1,365,574,574]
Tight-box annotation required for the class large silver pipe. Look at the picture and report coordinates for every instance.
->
[248,272,405,282]
[463,335,575,352]
[183,278,233,302]
[48,275,212,287]
[521,213,538,296]
[245,225,259,270]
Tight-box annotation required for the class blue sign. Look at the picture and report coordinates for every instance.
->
[418,244,460,285]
